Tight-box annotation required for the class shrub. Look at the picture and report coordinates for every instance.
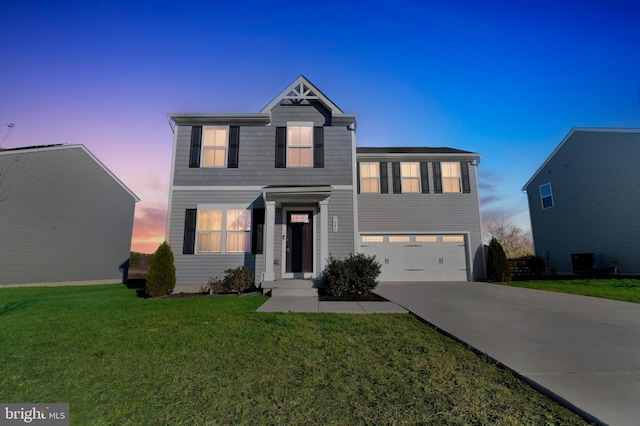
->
[145,242,176,297]
[324,253,381,296]
[224,266,254,293]
[487,237,511,282]
[204,277,225,294]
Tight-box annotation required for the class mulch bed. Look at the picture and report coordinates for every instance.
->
[318,289,388,302]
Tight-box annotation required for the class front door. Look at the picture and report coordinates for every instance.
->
[286,211,313,273]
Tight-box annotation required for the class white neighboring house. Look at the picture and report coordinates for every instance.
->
[0,144,140,286]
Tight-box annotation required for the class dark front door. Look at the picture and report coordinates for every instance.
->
[286,211,313,273]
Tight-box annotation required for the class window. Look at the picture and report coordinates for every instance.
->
[401,162,420,193]
[196,208,251,253]
[389,235,411,243]
[416,235,437,243]
[442,162,461,192]
[362,235,384,243]
[288,125,312,167]
[540,183,554,209]
[226,210,251,252]
[202,126,228,167]
[197,210,222,252]
[360,162,380,193]
[443,235,464,243]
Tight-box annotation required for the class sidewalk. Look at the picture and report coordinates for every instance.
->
[256,296,409,313]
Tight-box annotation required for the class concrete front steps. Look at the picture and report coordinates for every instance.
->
[262,279,319,297]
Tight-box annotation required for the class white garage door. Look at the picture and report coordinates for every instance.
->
[360,234,468,281]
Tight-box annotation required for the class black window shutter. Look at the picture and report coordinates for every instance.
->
[228,126,240,168]
[251,208,265,255]
[461,162,471,193]
[183,209,197,254]
[189,126,202,168]
[356,162,361,193]
[433,162,443,193]
[392,162,402,194]
[420,162,430,193]
[313,126,324,168]
[379,162,388,194]
[275,127,286,168]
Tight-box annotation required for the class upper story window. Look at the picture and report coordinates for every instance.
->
[202,126,228,167]
[360,162,380,193]
[189,125,239,169]
[401,162,420,193]
[441,162,461,192]
[287,125,313,167]
[540,183,554,209]
[275,123,324,168]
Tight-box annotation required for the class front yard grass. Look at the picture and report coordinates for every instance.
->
[508,278,640,303]
[1,284,587,425]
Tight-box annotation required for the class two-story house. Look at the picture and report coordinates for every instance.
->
[167,76,484,292]
[523,128,640,275]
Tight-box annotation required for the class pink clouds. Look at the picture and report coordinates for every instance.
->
[131,205,167,254]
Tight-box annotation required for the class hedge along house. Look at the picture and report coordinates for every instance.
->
[523,128,640,276]
[0,144,140,287]
[167,76,485,292]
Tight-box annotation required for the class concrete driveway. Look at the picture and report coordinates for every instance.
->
[375,281,640,426]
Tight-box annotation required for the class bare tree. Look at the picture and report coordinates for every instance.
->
[485,215,533,259]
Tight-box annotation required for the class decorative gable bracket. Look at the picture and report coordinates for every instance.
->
[260,75,344,114]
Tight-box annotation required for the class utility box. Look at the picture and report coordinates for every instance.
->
[571,253,595,275]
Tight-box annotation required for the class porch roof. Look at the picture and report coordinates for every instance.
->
[261,185,332,203]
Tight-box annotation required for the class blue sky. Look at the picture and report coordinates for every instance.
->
[2,0,639,252]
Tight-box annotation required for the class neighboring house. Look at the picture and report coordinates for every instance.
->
[523,128,640,275]
[0,144,140,286]
[167,76,485,292]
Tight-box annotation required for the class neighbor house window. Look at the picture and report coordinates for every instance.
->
[196,208,251,253]
[202,126,228,167]
[287,125,312,167]
[360,162,380,193]
[401,162,420,193]
[442,162,462,192]
[540,183,554,209]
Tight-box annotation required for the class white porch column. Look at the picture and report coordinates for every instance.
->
[264,201,276,281]
[319,199,329,273]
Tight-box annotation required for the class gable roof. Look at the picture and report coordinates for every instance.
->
[522,128,640,191]
[260,75,344,114]
[0,144,140,202]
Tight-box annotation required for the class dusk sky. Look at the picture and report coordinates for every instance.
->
[2,0,639,253]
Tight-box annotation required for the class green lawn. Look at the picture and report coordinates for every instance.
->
[1,284,587,425]
[508,278,640,303]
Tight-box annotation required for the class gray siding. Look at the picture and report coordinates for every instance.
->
[526,130,640,275]
[327,189,355,259]
[0,147,136,286]
[173,123,353,187]
[357,159,484,281]
[169,188,354,286]
[169,189,265,288]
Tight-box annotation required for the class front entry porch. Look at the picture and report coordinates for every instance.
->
[261,186,332,282]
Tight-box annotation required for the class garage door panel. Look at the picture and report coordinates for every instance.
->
[360,234,468,282]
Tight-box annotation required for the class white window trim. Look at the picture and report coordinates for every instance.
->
[401,162,421,193]
[360,162,380,193]
[441,162,462,193]
[195,204,251,254]
[201,125,229,168]
[540,183,554,209]
[286,121,313,168]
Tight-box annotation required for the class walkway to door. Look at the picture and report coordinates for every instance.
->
[375,281,640,426]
